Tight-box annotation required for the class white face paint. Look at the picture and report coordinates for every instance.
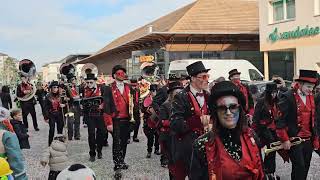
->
[86,80,96,89]
[216,96,240,129]
[300,82,315,96]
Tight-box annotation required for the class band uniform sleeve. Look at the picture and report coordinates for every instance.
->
[275,93,290,142]
[252,99,263,131]
[190,139,208,180]
[170,91,189,134]
[43,95,50,120]
[103,86,116,126]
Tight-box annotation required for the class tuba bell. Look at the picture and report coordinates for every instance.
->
[81,63,98,79]
[59,63,76,83]
[16,59,37,102]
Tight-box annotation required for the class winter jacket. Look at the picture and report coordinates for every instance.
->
[0,92,12,110]
[10,120,30,149]
[41,139,69,171]
[0,127,28,180]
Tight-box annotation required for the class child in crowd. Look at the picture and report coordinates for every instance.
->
[10,109,30,149]
[40,134,69,180]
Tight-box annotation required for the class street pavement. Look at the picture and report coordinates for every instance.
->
[21,104,320,180]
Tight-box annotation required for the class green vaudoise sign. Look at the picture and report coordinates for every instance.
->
[269,25,320,43]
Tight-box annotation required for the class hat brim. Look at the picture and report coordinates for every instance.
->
[190,69,210,77]
[295,77,317,84]
[229,72,241,79]
[85,78,97,80]
[167,86,184,93]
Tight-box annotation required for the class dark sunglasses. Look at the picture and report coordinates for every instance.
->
[86,81,95,84]
[216,104,240,114]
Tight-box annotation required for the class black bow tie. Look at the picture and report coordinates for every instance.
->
[196,92,204,97]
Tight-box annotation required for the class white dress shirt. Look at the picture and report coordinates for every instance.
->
[116,80,125,94]
[190,85,205,108]
[298,90,307,105]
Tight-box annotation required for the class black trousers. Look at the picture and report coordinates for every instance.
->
[39,99,45,114]
[48,171,61,180]
[21,101,38,129]
[289,140,313,180]
[264,151,276,174]
[87,114,106,157]
[144,126,159,153]
[112,119,130,170]
[67,105,81,139]
[133,118,140,139]
[48,112,64,146]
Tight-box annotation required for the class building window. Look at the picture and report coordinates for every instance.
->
[271,0,295,22]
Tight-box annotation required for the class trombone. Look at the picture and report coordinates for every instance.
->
[264,137,306,156]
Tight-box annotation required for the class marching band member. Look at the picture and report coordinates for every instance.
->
[170,61,210,179]
[276,70,319,180]
[82,73,105,162]
[190,81,264,180]
[103,65,136,179]
[67,74,81,140]
[228,69,254,121]
[17,75,39,131]
[142,84,160,158]
[253,82,280,179]
[158,81,183,175]
[43,81,65,146]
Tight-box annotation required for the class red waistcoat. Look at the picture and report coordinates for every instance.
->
[84,87,101,98]
[50,95,60,112]
[70,85,79,97]
[111,82,130,119]
[205,128,264,180]
[294,93,314,138]
[186,91,209,135]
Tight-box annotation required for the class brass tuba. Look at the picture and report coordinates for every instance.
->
[81,63,98,79]
[139,62,159,99]
[59,63,76,83]
[16,59,37,102]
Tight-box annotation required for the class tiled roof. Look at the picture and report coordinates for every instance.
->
[85,0,258,61]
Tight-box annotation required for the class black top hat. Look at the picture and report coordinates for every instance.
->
[149,84,158,91]
[167,81,183,94]
[186,61,210,77]
[112,65,127,78]
[85,73,97,80]
[265,82,277,92]
[295,70,317,84]
[208,81,246,111]
[228,69,241,79]
[169,74,180,81]
[49,81,59,88]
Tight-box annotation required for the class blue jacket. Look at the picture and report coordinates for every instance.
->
[0,125,28,180]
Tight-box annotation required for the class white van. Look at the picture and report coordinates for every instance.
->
[168,59,264,82]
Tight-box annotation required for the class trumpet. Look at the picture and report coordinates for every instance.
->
[264,137,306,155]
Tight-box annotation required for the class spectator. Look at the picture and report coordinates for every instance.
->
[0,86,12,110]
[40,134,69,180]
[10,109,30,149]
[57,164,96,180]
[0,107,28,180]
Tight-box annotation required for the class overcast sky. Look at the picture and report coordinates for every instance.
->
[0,0,194,68]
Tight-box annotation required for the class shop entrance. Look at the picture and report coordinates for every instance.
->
[268,51,294,81]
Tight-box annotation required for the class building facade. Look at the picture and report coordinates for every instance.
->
[259,0,320,80]
[80,0,263,80]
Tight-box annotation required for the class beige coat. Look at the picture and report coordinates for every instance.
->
[41,140,69,171]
